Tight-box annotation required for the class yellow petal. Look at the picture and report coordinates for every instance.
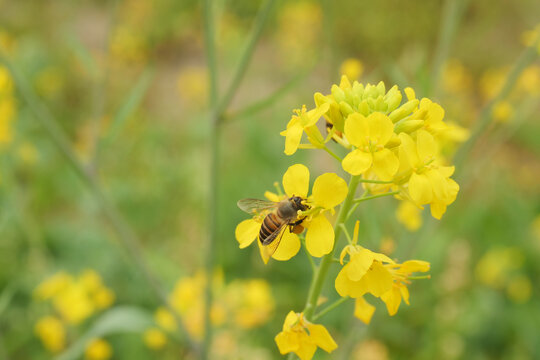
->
[404,87,416,101]
[362,262,393,297]
[381,285,402,316]
[306,324,338,353]
[408,173,433,205]
[283,123,304,155]
[335,265,367,298]
[305,102,330,127]
[416,129,438,162]
[430,201,447,219]
[344,113,369,147]
[272,231,301,261]
[347,249,375,281]
[283,164,310,198]
[235,219,260,249]
[295,338,317,360]
[372,148,399,181]
[283,311,299,330]
[264,191,281,202]
[398,260,430,274]
[305,214,334,257]
[398,133,420,168]
[399,283,410,305]
[366,112,394,145]
[342,149,372,176]
[275,331,298,354]
[426,169,449,201]
[354,297,375,324]
[312,173,348,209]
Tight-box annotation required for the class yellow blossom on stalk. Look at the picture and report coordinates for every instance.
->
[35,316,66,353]
[235,164,348,263]
[396,131,459,219]
[475,247,524,288]
[281,103,330,155]
[336,236,430,316]
[396,201,422,231]
[34,271,73,300]
[85,338,112,360]
[143,328,167,350]
[275,311,337,360]
[53,282,95,324]
[341,112,399,180]
[521,24,540,53]
[340,58,364,80]
[154,307,177,332]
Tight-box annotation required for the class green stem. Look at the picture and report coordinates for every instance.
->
[454,31,540,171]
[352,191,399,204]
[339,224,353,245]
[0,52,200,354]
[357,178,392,184]
[323,146,343,162]
[313,297,350,321]
[215,0,276,116]
[302,175,360,320]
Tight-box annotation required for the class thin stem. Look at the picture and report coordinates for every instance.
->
[323,146,343,162]
[357,178,392,184]
[215,0,277,116]
[430,0,468,96]
[313,297,350,321]
[0,52,199,354]
[352,191,399,204]
[339,224,353,245]
[302,175,360,320]
[203,0,218,109]
[454,32,540,171]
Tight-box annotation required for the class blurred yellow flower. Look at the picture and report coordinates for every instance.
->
[17,142,39,165]
[492,101,514,123]
[340,58,364,80]
[93,287,115,310]
[275,311,337,360]
[379,236,396,255]
[143,328,167,350]
[442,59,473,94]
[85,338,112,360]
[517,65,540,95]
[34,271,73,301]
[521,24,540,53]
[0,65,16,146]
[53,283,95,324]
[226,279,275,329]
[110,26,147,64]
[154,307,177,332]
[506,275,532,304]
[0,28,16,55]
[281,103,330,155]
[396,201,422,231]
[177,67,208,106]
[34,316,66,353]
[475,247,524,288]
[352,339,389,360]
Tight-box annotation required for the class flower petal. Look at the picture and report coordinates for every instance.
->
[306,324,338,353]
[344,113,369,147]
[408,173,433,205]
[354,297,375,324]
[372,148,399,181]
[272,231,301,261]
[283,164,310,198]
[335,265,367,298]
[305,214,334,257]
[275,331,298,354]
[235,219,260,249]
[381,285,402,316]
[367,112,394,145]
[416,129,438,162]
[398,133,420,168]
[283,123,304,155]
[312,173,348,209]
[347,249,375,281]
[362,262,393,297]
[342,150,372,176]
[398,260,430,274]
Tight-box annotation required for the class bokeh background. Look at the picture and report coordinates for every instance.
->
[1,0,540,359]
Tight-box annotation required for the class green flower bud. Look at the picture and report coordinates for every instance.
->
[394,119,425,134]
[389,99,420,123]
[331,85,346,103]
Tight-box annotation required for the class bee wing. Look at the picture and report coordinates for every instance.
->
[260,224,288,264]
[237,198,278,215]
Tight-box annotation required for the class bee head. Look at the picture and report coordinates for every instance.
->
[290,196,309,211]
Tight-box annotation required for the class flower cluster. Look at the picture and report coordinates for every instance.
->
[236,77,460,359]
[143,271,275,350]
[0,65,16,146]
[282,76,461,219]
[34,270,115,355]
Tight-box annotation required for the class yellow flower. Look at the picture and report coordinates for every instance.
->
[275,311,337,360]
[396,201,422,231]
[143,328,167,350]
[341,112,399,180]
[396,130,459,219]
[336,244,429,316]
[154,307,177,332]
[442,59,473,94]
[177,67,208,106]
[35,316,66,353]
[235,164,348,263]
[281,103,330,155]
[521,24,540,53]
[225,279,275,329]
[92,287,115,310]
[85,338,112,360]
[53,282,95,324]
[475,247,524,288]
[492,101,514,123]
[354,297,375,324]
[340,58,364,80]
[34,271,73,301]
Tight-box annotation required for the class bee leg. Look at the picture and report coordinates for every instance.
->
[291,224,304,234]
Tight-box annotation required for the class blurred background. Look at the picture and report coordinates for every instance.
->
[0,0,539,359]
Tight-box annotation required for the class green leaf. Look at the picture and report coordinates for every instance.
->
[55,306,153,360]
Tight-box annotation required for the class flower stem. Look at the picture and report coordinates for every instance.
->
[302,175,360,320]
[352,191,400,203]
[323,146,343,162]
[313,297,350,321]
[358,178,393,184]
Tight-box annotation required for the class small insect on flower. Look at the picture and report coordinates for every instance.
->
[237,196,309,262]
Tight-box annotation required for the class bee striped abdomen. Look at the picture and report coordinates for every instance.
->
[259,213,283,244]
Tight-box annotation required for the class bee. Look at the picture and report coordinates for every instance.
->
[237,196,309,258]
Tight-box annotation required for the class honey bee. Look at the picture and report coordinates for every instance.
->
[237,196,309,258]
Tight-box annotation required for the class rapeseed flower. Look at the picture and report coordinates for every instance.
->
[35,316,66,353]
[235,164,348,263]
[275,311,337,360]
[281,103,330,155]
[225,279,274,329]
[143,328,167,349]
[340,58,364,80]
[85,338,112,360]
[396,201,422,231]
